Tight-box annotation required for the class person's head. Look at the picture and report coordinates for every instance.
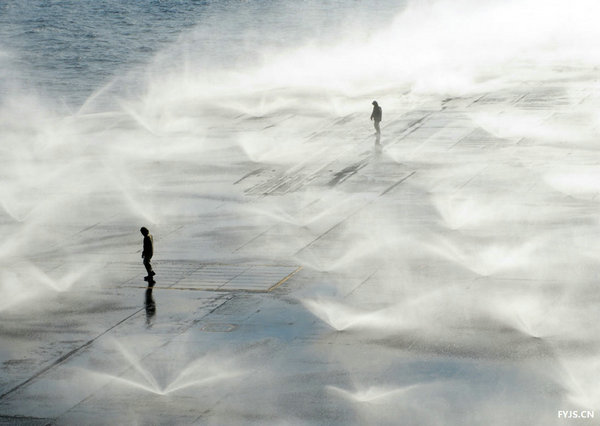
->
[372,100,378,106]
[140,227,149,236]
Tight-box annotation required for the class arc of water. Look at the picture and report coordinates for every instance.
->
[113,341,164,394]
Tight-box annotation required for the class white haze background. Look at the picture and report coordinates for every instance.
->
[2,0,600,422]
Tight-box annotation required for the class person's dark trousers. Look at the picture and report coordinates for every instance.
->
[143,258,154,276]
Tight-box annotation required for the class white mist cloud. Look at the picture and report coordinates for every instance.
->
[2,1,600,421]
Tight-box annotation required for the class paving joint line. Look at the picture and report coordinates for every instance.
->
[345,269,379,298]
[267,266,303,292]
[62,293,234,418]
[0,307,145,401]
[296,171,416,255]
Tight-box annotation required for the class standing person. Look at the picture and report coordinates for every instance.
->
[140,227,155,284]
[370,100,382,136]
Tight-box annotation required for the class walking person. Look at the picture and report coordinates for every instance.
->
[140,226,155,285]
[370,100,382,135]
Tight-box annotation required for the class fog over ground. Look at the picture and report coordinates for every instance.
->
[1,0,600,424]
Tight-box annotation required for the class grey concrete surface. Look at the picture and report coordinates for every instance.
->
[2,75,600,425]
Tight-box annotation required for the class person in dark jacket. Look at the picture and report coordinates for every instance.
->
[370,100,382,135]
[140,227,155,283]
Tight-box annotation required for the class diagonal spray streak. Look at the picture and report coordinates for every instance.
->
[0,159,89,223]
[243,197,357,228]
[430,192,510,230]
[106,165,158,225]
[0,270,41,312]
[0,195,29,223]
[117,99,160,136]
[0,262,93,311]
[162,352,245,394]
[25,262,94,292]
[302,298,415,332]
[327,384,421,403]
[93,340,245,396]
[566,361,600,410]
[112,340,163,394]
[420,234,542,276]
[77,80,117,115]
[165,369,243,394]
[303,287,520,335]
[302,298,373,331]
[87,370,167,395]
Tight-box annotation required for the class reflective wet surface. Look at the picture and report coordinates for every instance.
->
[2,1,600,423]
[2,78,600,424]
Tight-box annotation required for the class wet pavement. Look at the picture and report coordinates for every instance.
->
[2,76,600,425]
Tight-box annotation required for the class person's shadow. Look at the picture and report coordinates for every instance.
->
[145,288,156,326]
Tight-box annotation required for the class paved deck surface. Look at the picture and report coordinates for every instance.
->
[2,74,600,425]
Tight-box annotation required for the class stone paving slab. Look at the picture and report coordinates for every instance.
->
[0,287,231,419]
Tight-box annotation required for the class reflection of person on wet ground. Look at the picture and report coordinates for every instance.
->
[140,226,155,286]
[145,288,156,325]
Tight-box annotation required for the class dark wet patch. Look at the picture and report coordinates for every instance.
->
[328,160,368,186]
[0,415,54,426]
[233,168,266,185]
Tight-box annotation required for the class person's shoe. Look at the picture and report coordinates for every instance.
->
[144,276,148,281]
[151,271,156,276]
